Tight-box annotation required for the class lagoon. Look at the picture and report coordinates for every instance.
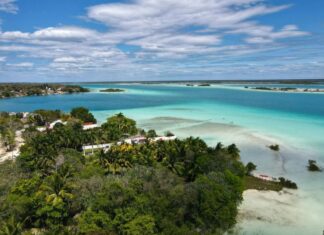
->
[1,83,324,234]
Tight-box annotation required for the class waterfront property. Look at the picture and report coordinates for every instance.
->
[82,122,99,130]
[82,143,112,155]
[252,173,279,182]
[82,135,177,156]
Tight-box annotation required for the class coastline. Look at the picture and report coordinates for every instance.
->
[1,83,324,234]
[130,115,324,235]
[237,189,323,235]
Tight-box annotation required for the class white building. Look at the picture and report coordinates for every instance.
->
[153,136,177,142]
[83,123,99,130]
[49,120,67,129]
[82,135,177,156]
[82,143,112,155]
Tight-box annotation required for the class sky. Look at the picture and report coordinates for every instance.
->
[0,0,323,82]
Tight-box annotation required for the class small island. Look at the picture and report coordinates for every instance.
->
[244,162,297,191]
[268,144,280,151]
[308,160,322,172]
[246,86,324,93]
[100,88,125,93]
[185,83,211,87]
[198,83,211,87]
[0,84,89,99]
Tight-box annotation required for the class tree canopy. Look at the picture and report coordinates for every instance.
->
[71,107,97,124]
[0,110,246,235]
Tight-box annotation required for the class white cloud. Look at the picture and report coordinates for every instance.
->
[239,23,309,44]
[7,62,34,67]
[53,56,85,63]
[87,0,286,31]
[0,0,18,13]
[85,0,306,57]
[0,56,6,62]
[0,0,313,80]
[0,26,100,42]
[0,31,29,40]
[32,26,98,41]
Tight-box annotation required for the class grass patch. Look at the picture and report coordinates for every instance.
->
[244,176,283,192]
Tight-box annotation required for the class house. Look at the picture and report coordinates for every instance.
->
[36,119,67,132]
[48,120,67,129]
[36,127,47,132]
[83,122,99,130]
[153,136,177,142]
[82,135,177,156]
[252,173,279,182]
[124,136,147,144]
[82,143,112,155]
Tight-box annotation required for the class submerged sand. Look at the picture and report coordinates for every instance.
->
[138,116,324,235]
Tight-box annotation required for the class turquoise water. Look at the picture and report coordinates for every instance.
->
[1,83,324,234]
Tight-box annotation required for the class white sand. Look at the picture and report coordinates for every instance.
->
[0,130,24,163]
[237,189,324,235]
[139,117,324,235]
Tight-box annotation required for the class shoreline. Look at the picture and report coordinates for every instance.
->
[132,116,324,235]
[1,113,323,234]
[0,91,88,100]
[244,87,324,94]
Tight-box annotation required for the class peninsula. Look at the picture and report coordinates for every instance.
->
[0,107,297,234]
[246,86,324,93]
[0,84,89,99]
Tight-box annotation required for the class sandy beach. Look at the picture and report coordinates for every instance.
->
[137,116,324,235]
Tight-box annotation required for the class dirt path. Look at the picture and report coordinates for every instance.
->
[0,130,25,163]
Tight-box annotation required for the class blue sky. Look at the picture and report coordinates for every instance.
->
[0,0,323,82]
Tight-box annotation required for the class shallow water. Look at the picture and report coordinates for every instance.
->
[1,83,324,234]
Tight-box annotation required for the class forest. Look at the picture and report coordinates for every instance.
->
[0,108,296,234]
[0,84,89,99]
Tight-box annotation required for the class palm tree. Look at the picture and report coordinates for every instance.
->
[98,147,132,175]
[162,141,183,175]
[227,144,240,160]
[37,173,74,207]
[0,216,27,235]
[0,129,15,151]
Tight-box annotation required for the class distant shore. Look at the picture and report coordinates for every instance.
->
[0,84,89,99]
[100,88,125,93]
[246,86,324,93]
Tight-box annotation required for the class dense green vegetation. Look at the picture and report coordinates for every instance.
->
[71,107,97,124]
[244,176,283,192]
[251,87,295,91]
[100,88,125,93]
[32,110,69,126]
[307,160,321,172]
[0,112,24,151]
[278,177,298,189]
[243,163,297,191]
[0,109,247,234]
[268,144,280,151]
[0,84,89,99]
[245,162,257,176]
[198,83,211,87]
